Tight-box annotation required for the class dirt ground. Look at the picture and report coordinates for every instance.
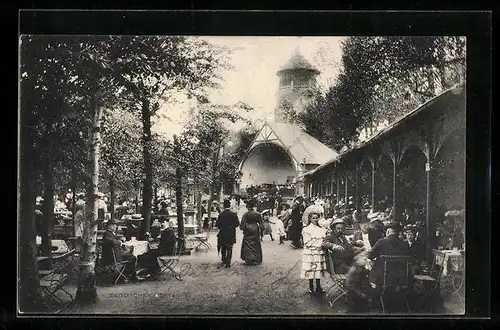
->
[61,206,463,315]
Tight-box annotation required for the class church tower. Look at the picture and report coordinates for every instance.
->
[275,48,320,123]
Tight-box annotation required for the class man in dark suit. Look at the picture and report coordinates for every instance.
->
[322,218,359,274]
[367,222,409,287]
[215,199,240,268]
[289,196,305,248]
[367,218,386,247]
[101,220,137,281]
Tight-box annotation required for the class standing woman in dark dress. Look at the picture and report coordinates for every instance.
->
[239,199,263,265]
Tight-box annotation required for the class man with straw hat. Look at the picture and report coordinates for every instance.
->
[322,218,356,274]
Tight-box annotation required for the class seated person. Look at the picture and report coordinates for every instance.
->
[137,221,177,277]
[321,218,359,274]
[367,222,409,288]
[403,225,426,274]
[150,219,162,240]
[367,217,386,247]
[345,244,372,313]
[101,220,137,282]
[353,222,372,250]
[158,221,177,256]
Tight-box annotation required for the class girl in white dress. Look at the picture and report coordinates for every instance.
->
[300,211,328,294]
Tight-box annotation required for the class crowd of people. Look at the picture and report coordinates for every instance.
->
[214,193,465,313]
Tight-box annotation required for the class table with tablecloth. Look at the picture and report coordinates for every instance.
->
[434,249,464,276]
[122,240,149,257]
[433,249,465,303]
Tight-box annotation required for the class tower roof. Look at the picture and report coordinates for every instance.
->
[277,49,320,74]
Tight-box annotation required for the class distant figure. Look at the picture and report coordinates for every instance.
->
[215,199,240,268]
[96,192,107,222]
[289,196,305,248]
[260,210,274,242]
[239,200,263,265]
[270,213,286,244]
[74,197,85,240]
[201,201,209,229]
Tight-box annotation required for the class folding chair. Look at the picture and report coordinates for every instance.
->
[378,255,412,313]
[191,230,212,252]
[96,248,134,285]
[157,237,184,281]
[324,249,348,307]
[39,249,76,313]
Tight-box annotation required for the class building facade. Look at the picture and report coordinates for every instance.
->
[238,50,338,196]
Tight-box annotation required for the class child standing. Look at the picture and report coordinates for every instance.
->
[300,211,328,294]
[270,214,286,244]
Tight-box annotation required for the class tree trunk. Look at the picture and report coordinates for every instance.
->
[195,180,202,229]
[175,167,185,251]
[173,135,185,250]
[135,185,140,214]
[19,122,44,312]
[41,148,54,267]
[74,90,103,305]
[141,99,153,235]
[153,184,158,214]
[71,168,77,225]
[109,176,115,221]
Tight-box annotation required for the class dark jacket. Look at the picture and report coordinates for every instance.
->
[159,227,176,256]
[406,239,425,263]
[368,234,410,286]
[367,221,385,247]
[322,230,355,274]
[216,209,240,245]
[102,229,124,265]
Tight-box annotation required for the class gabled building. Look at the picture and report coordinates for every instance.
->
[237,49,338,196]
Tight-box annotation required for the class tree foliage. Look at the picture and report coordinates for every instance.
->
[298,36,466,151]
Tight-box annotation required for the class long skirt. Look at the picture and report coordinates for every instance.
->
[241,230,263,264]
[300,248,326,279]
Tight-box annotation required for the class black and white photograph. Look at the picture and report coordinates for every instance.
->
[18,30,469,316]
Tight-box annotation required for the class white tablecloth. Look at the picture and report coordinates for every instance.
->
[434,249,464,276]
[123,240,149,257]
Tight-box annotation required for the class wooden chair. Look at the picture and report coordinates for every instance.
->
[39,249,76,313]
[157,237,184,281]
[378,255,412,313]
[324,249,348,307]
[413,250,444,299]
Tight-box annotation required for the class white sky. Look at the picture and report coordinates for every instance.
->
[153,36,345,139]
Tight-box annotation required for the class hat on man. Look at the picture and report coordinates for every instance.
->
[261,209,271,216]
[106,219,117,226]
[331,218,345,226]
[403,225,417,233]
[386,221,402,232]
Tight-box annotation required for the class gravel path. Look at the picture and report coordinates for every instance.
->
[63,207,343,315]
[61,206,463,315]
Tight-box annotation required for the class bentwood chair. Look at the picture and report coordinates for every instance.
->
[378,255,412,313]
[324,249,348,307]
